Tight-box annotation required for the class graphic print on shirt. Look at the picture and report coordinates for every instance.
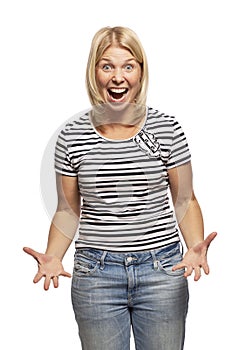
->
[134,130,161,158]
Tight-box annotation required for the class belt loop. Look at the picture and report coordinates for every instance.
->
[180,241,184,256]
[150,249,158,270]
[100,250,107,270]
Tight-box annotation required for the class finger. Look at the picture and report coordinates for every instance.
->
[52,276,59,288]
[194,267,201,281]
[60,270,72,278]
[205,232,217,247]
[172,262,185,271]
[23,247,40,260]
[44,276,51,291]
[184,265,193,278]
[33,272,44,284]
[202,261,210,275]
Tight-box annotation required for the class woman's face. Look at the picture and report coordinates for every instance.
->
[95,45,142,104]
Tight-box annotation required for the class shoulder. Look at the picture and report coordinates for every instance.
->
[57,109,98,146]
[60,109,91,135]
[146,106,178,134]
[147,106,176,122]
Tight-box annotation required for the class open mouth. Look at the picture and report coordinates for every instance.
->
[107,88,128,101]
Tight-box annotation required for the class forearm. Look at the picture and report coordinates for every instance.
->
[176,195,204,249]
[45,210,79,260]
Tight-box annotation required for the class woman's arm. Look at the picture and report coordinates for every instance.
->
[168,161,204,248]
[168,162,217,280]
[45,173,80,258]
[23,174,80,290]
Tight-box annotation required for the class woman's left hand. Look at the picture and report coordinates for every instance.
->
[172,232,217,281]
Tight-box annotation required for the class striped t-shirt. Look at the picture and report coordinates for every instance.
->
[54,106,191,252]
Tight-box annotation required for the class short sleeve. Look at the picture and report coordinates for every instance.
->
[54,129,77,176]
[166,118,191,169]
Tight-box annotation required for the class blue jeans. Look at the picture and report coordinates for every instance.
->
[71,243,189,350]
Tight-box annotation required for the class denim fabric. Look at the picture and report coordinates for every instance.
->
[71,243,189,350]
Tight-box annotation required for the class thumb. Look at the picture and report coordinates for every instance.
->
[23,247,41,260]
[204,232,217,247]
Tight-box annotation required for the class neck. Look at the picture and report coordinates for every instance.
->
[96,123,142,140]
[91,103,146,128]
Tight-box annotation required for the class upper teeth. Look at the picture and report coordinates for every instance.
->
[109,88,127,93]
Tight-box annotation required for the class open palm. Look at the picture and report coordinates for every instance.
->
[172,232,217,281]
[23,247,71,290]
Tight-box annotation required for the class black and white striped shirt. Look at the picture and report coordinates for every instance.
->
[54,107,191,252]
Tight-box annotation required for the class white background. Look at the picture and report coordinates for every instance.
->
[1,0,232,349]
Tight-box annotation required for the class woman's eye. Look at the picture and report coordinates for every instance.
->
[102,64,112,71]
[125,64,133,71]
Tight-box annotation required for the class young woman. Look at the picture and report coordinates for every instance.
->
[24,26,217,350]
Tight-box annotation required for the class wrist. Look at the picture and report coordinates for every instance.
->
[186,239,204,250]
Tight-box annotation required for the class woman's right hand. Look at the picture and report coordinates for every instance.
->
[23,247,71,290]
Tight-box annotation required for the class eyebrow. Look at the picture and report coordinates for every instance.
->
[99,57,137,63]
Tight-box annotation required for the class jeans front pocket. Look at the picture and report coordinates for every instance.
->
[73,249,100,277]
[156,243,185,277]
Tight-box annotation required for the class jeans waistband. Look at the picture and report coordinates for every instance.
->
[75,242,182,266]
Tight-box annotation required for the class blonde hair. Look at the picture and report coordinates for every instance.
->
[86,26,149,106]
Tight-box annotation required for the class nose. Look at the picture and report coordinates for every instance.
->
[112,68,125,84]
